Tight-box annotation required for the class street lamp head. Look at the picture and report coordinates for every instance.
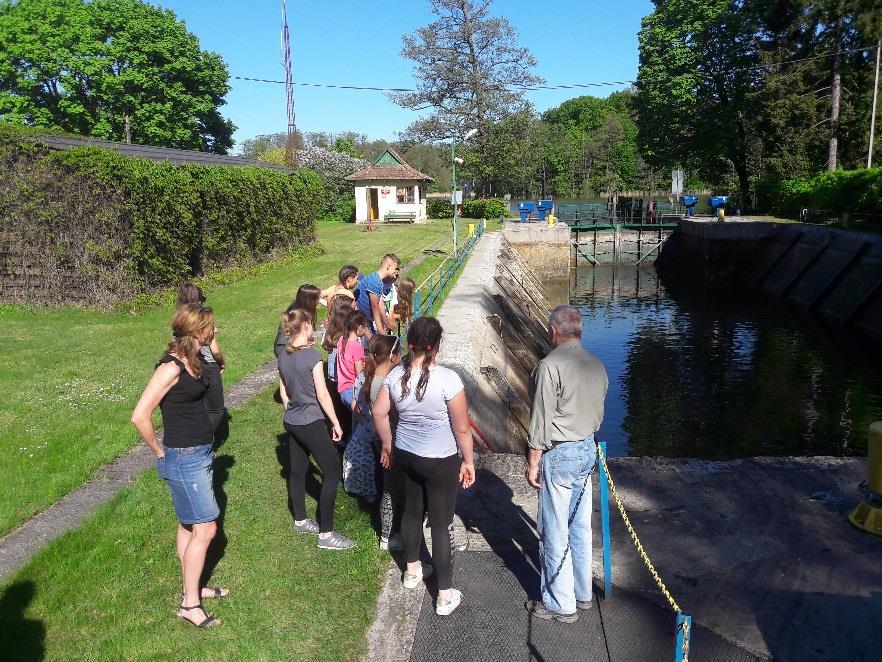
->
[453,156,464,165]
[463,128,478,140]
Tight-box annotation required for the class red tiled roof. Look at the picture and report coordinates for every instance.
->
[345,148,434,182]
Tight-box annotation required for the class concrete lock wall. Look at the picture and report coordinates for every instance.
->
[501,221,570,277]
[660,220,882,341]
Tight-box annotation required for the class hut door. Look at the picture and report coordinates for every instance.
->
[368,188,379,220]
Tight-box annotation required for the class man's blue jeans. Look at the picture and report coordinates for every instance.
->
[538,435,596,615]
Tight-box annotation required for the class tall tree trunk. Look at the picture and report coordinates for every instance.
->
[827,15,843,170]
[734,159,750,215]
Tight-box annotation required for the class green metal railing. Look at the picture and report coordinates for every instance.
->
[412,220,485,320]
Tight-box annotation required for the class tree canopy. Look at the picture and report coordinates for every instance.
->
[0,0,235,152]
[394,0,543,192]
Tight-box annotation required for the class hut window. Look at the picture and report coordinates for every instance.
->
[396,186,415,204]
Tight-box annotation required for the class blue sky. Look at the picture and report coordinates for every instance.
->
[154,0,654,150]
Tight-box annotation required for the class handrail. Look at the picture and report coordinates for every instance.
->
[413,221,485,320]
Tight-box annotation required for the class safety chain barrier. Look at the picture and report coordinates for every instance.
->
[596,442,692,662]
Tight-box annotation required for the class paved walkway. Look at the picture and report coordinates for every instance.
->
[364,453,760,662]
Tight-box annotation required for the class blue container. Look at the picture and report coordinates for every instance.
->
[518,201,536,222]
[709,196,728,209]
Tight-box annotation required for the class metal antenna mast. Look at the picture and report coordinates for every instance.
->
[281,0,297,165]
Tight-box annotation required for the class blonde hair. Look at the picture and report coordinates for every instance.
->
[166,304,214,378]
[281,308,313,353]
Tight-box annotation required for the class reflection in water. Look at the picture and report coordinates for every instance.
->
[570,266,882,458]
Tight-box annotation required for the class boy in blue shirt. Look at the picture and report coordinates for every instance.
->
[356,254,400,336]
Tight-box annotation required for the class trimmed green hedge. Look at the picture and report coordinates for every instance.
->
[461,198,509,220]
[0,126,323,305]
[756,168,882,217]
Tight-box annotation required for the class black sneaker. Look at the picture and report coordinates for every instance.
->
[525,600,578,623]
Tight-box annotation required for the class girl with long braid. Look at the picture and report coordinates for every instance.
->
[372,317,476,616]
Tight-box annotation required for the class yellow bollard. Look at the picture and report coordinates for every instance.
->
[849,421,882,535]
[467,223,475,236]
[547,213,556,227]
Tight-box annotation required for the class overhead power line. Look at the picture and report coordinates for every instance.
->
[232,45,878,94]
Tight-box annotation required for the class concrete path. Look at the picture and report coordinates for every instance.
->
[0,362,279,580]
[365,452,880,662]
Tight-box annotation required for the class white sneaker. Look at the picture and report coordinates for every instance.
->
[402,564,434,589]
[435,589,462,616]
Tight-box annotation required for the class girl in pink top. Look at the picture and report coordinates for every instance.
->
[336,309,369,409]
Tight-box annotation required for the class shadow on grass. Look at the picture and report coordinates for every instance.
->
[203,452,235,586]
[0,581,45,661]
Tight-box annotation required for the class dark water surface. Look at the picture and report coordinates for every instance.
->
[569,266,882,459]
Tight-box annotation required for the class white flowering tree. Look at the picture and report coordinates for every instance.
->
[297,146,368,222]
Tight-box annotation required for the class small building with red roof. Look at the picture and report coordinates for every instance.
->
[345,148,434,224]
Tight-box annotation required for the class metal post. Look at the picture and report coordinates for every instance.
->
[674,613,692,662]
[869,41,881,169]
[413,291,422,320]
[451,142,458,257]
[598,441,612,598]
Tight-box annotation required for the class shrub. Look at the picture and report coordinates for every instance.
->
[755,168,882,217]
[461,198,509,220]
[427,199,454,219]
[298,146,367,222]
[0,126,324,306]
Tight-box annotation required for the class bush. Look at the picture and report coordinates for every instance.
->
[427,199,454,219]
[0,126,324,306]
[461,198,509,220]
[755,167,882,217]
[297,146,367,222]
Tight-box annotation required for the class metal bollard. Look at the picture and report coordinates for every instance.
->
[848,421,882,535]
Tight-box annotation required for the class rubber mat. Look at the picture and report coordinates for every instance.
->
[409,549,761,662]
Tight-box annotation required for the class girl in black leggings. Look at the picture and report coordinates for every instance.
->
[373,317,475,615]
[278,307,355,551]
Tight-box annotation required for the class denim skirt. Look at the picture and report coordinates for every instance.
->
[156,443,219,525]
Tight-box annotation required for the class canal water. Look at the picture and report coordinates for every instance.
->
[568,266,882,459]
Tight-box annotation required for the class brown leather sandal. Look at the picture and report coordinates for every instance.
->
[177,603,220,628]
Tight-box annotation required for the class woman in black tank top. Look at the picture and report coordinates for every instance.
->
[131,304,226,628]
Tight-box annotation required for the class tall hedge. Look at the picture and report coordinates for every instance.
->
[755,168,882,217]
[0,127,324,306]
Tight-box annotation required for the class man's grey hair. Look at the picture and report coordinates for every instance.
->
[548,305,582,339]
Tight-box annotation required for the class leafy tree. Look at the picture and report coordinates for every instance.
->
[539,91,640,197]
[636,0,762,207]
[394,0,544,192]
[241,132,303,159]
[0,0,235,152]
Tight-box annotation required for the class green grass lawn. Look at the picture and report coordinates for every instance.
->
[0,221,454,535]
[0,388,390,661]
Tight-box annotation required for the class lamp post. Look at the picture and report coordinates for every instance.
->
[451,128,478,256]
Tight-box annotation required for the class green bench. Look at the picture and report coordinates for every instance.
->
[384,211,417,223]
